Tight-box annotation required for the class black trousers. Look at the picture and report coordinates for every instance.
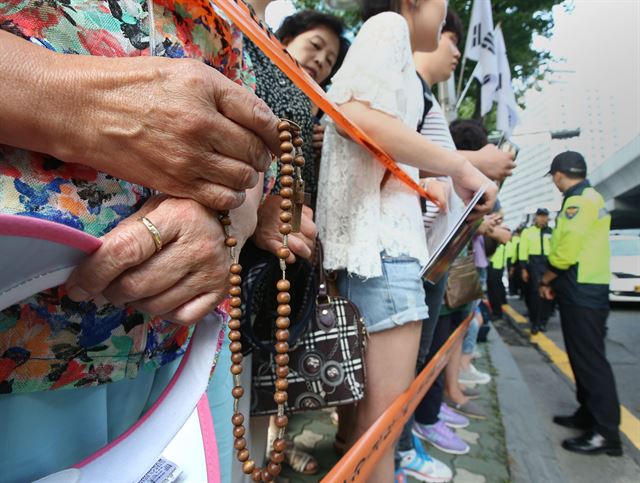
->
[559,303,620,441]
[397,276,447,452]
[413,310,468,426]
[507,261,520,296]
[525,257,552,328]
[487,266,506,318]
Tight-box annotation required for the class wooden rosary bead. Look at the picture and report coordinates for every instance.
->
[230,364,242,375]
[275,342,289,354]
[276,329,289,341]
[278,131,292,142]
[234,437,247,451]
[232,413,244,426]
[274,414,288,428]
[276,279,291,292]
[273,391,287,404]
[277,304,291,317]
[242,460,256,475]
[271,451,285,464]
[225,119,302,476]
[276,247,290,260]
[237,449,250,462]
[276,316,290,329]
[276,366,289,378]
[232,386,244,398]
[267,462,282,477]
[275,378,289,391]
[279,187,293,199]
[233,425,245,438]
[273,438,287,453]
[280,199,292,211]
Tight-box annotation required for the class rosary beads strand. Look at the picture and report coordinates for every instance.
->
[220,120,304,482]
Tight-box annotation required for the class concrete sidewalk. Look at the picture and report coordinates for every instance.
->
[279,334,512,482]
[499,296,640,482]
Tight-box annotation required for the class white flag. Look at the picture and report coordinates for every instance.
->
[465,0,498,115]
[494,26,520,135]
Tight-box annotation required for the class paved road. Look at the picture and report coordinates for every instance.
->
[525,300,640,421]
[498,297,640,483]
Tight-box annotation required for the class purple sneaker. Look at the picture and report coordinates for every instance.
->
[412,420,470,455]
[439,403,470,429]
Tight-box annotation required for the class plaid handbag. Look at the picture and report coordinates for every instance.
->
[246,241,367,416]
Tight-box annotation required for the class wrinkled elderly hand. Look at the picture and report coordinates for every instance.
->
[65,196,231,325]
[252,195,317,263]
[312,124,326,152]
[0,30,282,211]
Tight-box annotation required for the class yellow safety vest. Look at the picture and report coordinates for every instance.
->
[518,225,552,262]
[549,186,610,284]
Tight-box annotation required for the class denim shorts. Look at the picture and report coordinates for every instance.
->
[336,253,429,334]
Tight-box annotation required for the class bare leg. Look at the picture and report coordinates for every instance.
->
[350,321,422,483]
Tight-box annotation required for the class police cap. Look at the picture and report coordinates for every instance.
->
[547,151,587,176]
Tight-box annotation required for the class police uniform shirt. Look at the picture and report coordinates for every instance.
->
[549,180,611,309]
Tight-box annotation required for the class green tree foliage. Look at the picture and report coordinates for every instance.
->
[292,0,564,123]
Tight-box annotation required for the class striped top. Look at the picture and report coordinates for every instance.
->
[419,94,457,229]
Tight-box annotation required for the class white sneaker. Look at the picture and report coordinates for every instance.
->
[458,363,491,385]
[398,444,453,482]
[471,349,482,359]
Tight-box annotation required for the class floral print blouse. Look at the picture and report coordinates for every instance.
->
[0,0,258,394]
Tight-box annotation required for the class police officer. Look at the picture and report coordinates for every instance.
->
[519,208,553,333]
[539,151,621,456]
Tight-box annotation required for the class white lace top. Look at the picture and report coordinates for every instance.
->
[316,12,428,278]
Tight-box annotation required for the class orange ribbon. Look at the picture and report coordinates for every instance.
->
[209,0,435,202]
[322,315,472,482]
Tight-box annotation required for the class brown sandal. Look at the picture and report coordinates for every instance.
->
[284,445,319,475]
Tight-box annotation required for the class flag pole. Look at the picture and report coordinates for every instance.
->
[456,56,467,98]
[456,65,476,110]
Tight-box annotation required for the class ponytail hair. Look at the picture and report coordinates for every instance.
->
[361,0,403,21]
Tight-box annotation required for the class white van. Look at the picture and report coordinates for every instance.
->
[609,232,640,302]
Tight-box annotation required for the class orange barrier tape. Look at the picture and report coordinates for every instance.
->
[208,0,435,203]
[322,314,472,483]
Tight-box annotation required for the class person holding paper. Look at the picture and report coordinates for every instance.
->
[0,3,281,481]
[316,0,497,480]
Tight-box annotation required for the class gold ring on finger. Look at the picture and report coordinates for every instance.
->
[140,216,163,253]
